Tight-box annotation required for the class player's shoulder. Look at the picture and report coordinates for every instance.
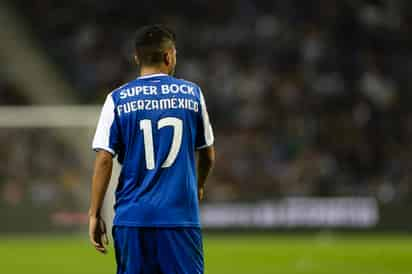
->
[170,76,203,97]
[173,77,201,89]
[107,79,139,101]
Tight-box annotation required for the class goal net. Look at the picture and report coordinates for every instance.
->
[0,105,119,233]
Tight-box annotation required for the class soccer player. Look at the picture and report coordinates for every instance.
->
[88,25,215,274]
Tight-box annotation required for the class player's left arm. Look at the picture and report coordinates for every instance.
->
[89,93,119,254]
[88,150,113,254]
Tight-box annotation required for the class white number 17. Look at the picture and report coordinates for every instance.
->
[140,117,183,170]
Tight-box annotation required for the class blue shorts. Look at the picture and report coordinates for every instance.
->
[113,226,204,274]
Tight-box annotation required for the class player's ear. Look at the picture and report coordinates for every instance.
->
[134,55,140,66]
[164,51,171,66]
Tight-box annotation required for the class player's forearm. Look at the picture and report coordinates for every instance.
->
[197,159,212,189]
[89,151,113,218]
[197,146,215,189]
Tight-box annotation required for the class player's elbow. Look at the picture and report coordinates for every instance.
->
[207,147,215,167]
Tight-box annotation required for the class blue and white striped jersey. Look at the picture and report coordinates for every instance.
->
[92,73,213,227]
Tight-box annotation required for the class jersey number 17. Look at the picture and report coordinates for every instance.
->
[140,117,183,170]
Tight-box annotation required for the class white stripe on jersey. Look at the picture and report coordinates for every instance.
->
[92,93,116,155]
[198,89,214,149]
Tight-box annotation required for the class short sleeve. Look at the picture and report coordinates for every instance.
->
[196,89,214,149]
[92,93,120,155]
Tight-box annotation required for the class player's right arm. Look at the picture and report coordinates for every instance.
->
[197,146,215,201]
[195,88,215,201]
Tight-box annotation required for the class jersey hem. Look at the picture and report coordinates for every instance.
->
[113,221,201,228]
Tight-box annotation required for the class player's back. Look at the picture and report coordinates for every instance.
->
[93,73,213,227]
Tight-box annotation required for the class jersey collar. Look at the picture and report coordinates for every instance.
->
[137,73,169,80]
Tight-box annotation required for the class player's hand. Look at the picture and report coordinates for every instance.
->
[198,187,204,201]
[89,216,109,254]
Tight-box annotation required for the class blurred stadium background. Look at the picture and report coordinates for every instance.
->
[1,0,412,273]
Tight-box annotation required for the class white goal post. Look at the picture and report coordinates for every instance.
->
[0,106,100,127]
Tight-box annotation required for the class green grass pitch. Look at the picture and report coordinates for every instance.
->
[1,233,411,274]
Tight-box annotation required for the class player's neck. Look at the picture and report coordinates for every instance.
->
[140,66,169,77]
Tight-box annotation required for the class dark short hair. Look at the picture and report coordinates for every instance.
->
[134,25,176,66]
